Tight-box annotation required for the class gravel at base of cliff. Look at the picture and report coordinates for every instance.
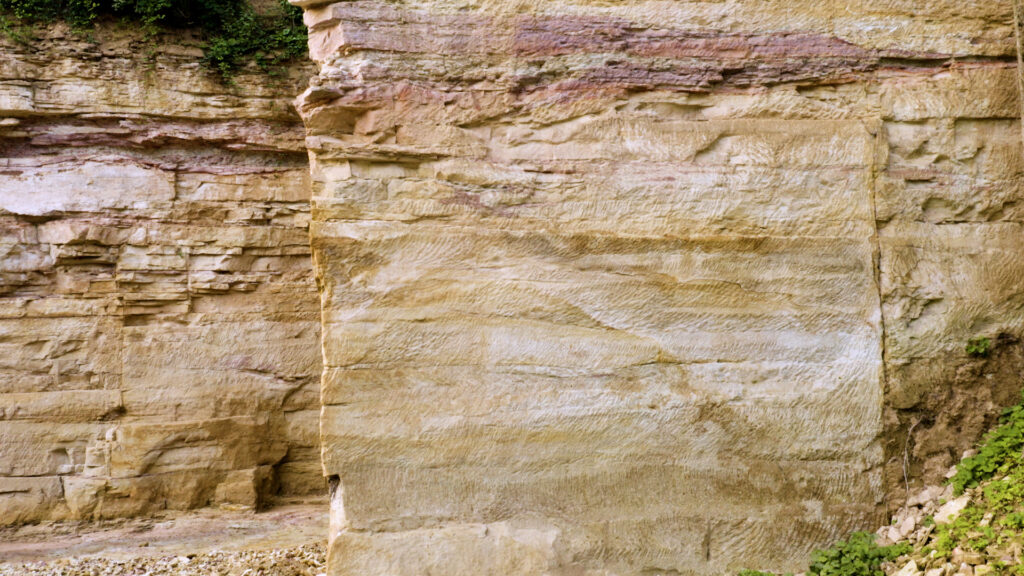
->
[0,543,325,576]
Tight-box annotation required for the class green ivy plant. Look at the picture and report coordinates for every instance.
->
[0,0,307,79]
[807,532,910,576]
[737,533,909,576]
[928,459,1024,563]
[950,390,1024,495]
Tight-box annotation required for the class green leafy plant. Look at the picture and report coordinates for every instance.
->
[951,391,1024,495]
[792,387,1024,576]
[0,12,32,44]
[928,462,1024,559]
[203,1,306,79]
[966,336,993,358]
[999,510,1024,530]
[0,0,92,27]
[807,532,910,576]
[0,0,306,78]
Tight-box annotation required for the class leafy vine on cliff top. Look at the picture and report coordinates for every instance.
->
[0,0,307,79]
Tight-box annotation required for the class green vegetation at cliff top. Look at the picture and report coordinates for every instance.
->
[0,0,307,78]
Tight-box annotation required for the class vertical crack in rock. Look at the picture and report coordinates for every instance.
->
[868,117,893,500]
[1015,0,1024,152]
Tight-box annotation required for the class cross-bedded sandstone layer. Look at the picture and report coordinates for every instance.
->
[294,0,1024,573]
[0,28,322,524]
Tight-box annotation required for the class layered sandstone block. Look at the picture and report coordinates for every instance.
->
[877,66,1024,485]
[0,29,321,523]
[294,0,1024,573]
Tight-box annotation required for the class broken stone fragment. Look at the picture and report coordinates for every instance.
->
[973,565,993,576]
[898,515,918,538]
[913,525,934,545]
[214,466,277,510]
[908,486,945,508]
[935,496,971,524]
[954,563,974,576]
[895,560,921,576]
[961,552,985,566]
[877,524,894,546]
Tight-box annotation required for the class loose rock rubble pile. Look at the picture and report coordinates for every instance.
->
[0,543,325,576]
[875,456,1022,576]
[875,485,959,550]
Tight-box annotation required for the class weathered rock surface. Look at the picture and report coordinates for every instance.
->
[292,0,1024,574]
[0,27,321,524]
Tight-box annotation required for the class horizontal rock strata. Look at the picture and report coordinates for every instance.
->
[294,0,1024,574]
[0,28,321,524]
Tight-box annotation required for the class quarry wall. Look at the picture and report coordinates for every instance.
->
[292,0,1024,574]
[1,2,1024,574]
[0,28,322,524]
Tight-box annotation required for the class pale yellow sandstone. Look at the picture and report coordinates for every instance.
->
[293,0,1024,573]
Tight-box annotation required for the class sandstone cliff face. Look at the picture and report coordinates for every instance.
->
[293,0,1024,573]
[0,28,321,524]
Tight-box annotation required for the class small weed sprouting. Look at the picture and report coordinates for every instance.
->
[0,11,32,44]
[966,336,993,358]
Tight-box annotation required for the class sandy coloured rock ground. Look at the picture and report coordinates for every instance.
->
[0,502,327,574]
